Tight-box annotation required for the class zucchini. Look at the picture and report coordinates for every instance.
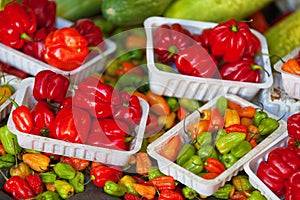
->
[163,0,272,23]
[101,0,173,26]
[264,10,300,65]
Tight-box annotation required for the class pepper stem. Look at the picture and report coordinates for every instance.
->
[0,94,19,108]
[251,64,270,77]
[0,169,8,181]
[20,32,33,42]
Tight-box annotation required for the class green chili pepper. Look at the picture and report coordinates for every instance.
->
[105,59,119,77]
[119,175,138,195]
[231,140,252,158]
[155,62,178,73]
[69,172,85,193]
[176,144,196,166]
[55,180,74,199]
[216,96,228,116]
[36,191,62,200]
[166,97,179,112]
[148,166,165,180]
[220,153,238,169]
[214,129,227,145]
[115,73,144,90]
[54,162,76,180]
[127,49,144,60]
[140,138,148,153]
[197,144,218,161]
[182,155,204,174]
[40,172,57,184]
[194,131,213,150]
[179,98,201,112]
[0,125,22,155]
[182,186,198,199]
[253,109,268,126]
[104,180,127,197]
[215,132,246,154]
[0,154,15,168]
[247,190,267,200]
[232,175,254,191]
[258,117,279,135]
[213,183,234,199]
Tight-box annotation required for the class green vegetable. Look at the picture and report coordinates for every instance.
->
[0,154,15,168]
[102,0,173,26]
[221,153,238,169]
[36,191,62,200]
[253,109,268,127]
[216,96,228,116]
[231,140,252,158]
[247,190,267,200]
[55,180,74,199]
[155,63,178,74]
[215,132,246,154]
[104,180,127,197]
[258,117,279,136]
[0,125,22,155]
[213,183,234,199]
[54,162,76,180]
[164,0,272,23]
[55,0,102,21]
[176,144,196,166]
[166,97,179,112]
[179,98,201,112]
[232,175,254,191]
[40,172,57,184]
[182,186,198,199]
[69,172,85,193]
[197,144,219,161]
[182,155,204,174]
[148,167,165,180]
[194,131,213,150]
[93,17,116,36]
[265,10,300,65]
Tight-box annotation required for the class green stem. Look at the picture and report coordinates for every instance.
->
[251,64,270,77]
[0,94,19,108]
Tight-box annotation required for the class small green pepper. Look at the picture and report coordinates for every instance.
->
[197,144,218,161]
[176,144,196,166]
[247,190,267,200]
[115,73,144,90]
[221,153,238,169]
[0,125,22,155]
[232,175,254,191]
[0,154,15,168]
[155,62,178,73]
[179,98,201,112]
[253,109,268,126]
[40,172,57,184]
[69,171,85,193]
[182,155,204,174]
[194,131,213,150]
[214,129,227,145]
[213,183,234,199]
[119,175,138,196]
[36,191,62,200]
[258,117,279,135]
[166,97,179,112]
[216,96,228,116]
[54,180,74,199]
[54,162,76,180]
[182,186,198,199]
[231,140,252,158]
[148,166,165,180]
[215,132,246,154]
[104,180,127,197]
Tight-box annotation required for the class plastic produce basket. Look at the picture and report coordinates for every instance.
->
[144,16,273,101]
[0,18,116,84]
[7,78,149,166]
[244,132,289,200]
[274,46,300,100]
[147,94,286,196]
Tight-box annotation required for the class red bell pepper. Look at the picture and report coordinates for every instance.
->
[287,112,300,140]
[71,18,106,51]
[12,104,34,133]
[208,107,224,131]
[33,70,70,103]
[285,171,300,200]
[4,175,35,199]
[158,189,184,200]
[0,1,37,49]
[22,0,56,28]
[204,157,226,175]
[31,100,55,136]
[225,124,248,134]
[43,27,89,71]
[51,106,91,143]
[199,28,212,49]
[22,27,57,61]
[90,165,122,187]
[209,19,259,63]
[268,147,300,172]
[154,23,195,64]
[60,156,90,171]
[25,173,44,195]
[174,45,218,78]
[148,176,176,191]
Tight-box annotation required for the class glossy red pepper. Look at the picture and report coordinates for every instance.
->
[287,137,300,157]
[31,100,55,136]
[22,0,56,28]
[0,1,37,49]
[285,171,300,200]
[90,165,123,187]
[225,124,248,134]
[158,189,184,200]
[148,176,176,191]
[43,27,89,71]
[12,104,33,133]
[268,147,300,172]
[33,70,70,103]
[204,157,226,175]
[174,45,218,78]
[25,173,43,195]
[154,23,195,64]
[51,106,91,143]
[209,19,259,63]
[0,61,29,79]
[22,27,57,61]
[60,156,90,171]
[287,112,300,140]
[208,107,224,131]
[71,18,106,51]
[4,176,35,199]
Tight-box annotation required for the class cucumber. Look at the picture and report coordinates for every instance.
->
[163,0,272,23]
[101,0,173,26]
[264,10,300,65]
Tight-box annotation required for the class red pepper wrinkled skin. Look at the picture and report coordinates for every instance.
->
[4,176,35,200]
[90,165,123,187]
[87,118,129,150]
[51,106,91,143]
[113,91,142,129]
[225,124,248,134]
[22,27,57,61]
[285,171,300,200]
[12,105,33,133]
[25,173,44,195]
[287,112,300,140]
[158,189,184,200]
[174,45,218,78]
[43,27,89,71]
[148,176,176,191]
[22,0,56,28]
[268,147,300,172]
[0,1,37,49]
[204,157,226,175]
[33,70,70,103]
[209,19,257,63]
[31,100,55,136]
[71,18,106,51]
[154,23,195,64]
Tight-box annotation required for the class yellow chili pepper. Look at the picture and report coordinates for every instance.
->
[224,109,240,128]
[22,153,51,172]
[0,86,12,105]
